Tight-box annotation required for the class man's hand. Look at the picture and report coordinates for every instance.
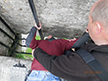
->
[32,49,35,58]
[85,28,89,33]
[34,23,42,30]
[67,38,77,42]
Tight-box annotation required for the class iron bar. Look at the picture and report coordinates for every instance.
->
[0,17,23,40]
[0,41,11,50]
[15,51,31,54]
[0,41,31,55]
[0,17,16,36]
[18,38,26,40]
[0,28,14,40]
[28,0,44,39]
[10,35,19,56]
[0,28,27,47]
[0,17,31,56]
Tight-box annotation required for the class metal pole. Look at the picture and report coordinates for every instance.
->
[28,0,44,39]
[0,28,14,40]
[0,17,17,37]
[15,51,31,54]
[0,41,31,55]
[0,28,27,47]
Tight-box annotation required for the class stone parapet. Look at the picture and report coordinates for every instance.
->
[0,56,32,81]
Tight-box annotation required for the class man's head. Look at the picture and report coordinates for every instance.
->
[45,35,56,41]
[87,0,108,45]
[90,0,108,28]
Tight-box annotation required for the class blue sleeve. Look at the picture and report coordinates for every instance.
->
[26,27,37,47]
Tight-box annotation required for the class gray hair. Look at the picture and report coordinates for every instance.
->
[91,0,108,28]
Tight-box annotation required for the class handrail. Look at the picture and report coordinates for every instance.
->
[0,42,31,55]
[0,17,17,36]
[0,28,14,40]
[0,17,31,56]
[0,28,27,47]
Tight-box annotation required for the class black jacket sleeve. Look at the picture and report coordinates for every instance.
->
[33,48,99,81]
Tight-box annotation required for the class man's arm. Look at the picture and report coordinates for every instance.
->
[26,23,41,49]
[26,27,37,47]
[33,48,94,81]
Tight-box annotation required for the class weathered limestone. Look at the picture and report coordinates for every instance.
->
[0,56,32,81]
[0,0,97,38]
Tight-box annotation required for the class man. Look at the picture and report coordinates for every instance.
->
[26,23,77,70]
[26,23,77,81]
[33,0,108,81]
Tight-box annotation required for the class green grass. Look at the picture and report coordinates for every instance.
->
[26,47,32,53]
[23,47,33,60]
[15,35,41,60]
[15,53,26,59]
[35,35,41,40]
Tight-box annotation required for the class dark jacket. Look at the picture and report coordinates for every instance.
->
[33,41,108,81]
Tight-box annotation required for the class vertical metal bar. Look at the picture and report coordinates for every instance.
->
[15,51,31,54]
[28,0,44,39]
[0,17,31,56]
[0,17,24,40]
[0,42,31,55]
[10,36,19,56]
[0,28,28,47]
[0,41,11,50]
[0,17,17,36]
[0,28,14,40]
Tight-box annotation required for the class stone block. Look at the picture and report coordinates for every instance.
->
[0,56,32,81]
[0,0,97,38]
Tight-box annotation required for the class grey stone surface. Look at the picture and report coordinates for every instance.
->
[0,56,32,81]
[0,0,97,38]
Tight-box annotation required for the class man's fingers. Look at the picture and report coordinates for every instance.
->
[32,49,35,58]
[67,38,77,41]
[34,23,41,30]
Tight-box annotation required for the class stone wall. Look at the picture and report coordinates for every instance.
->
[0,0,97,38]
[0,56,32,81]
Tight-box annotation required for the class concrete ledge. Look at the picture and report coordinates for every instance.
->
[0,56,32,81]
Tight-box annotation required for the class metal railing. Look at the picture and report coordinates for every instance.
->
[0,17,31,57]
